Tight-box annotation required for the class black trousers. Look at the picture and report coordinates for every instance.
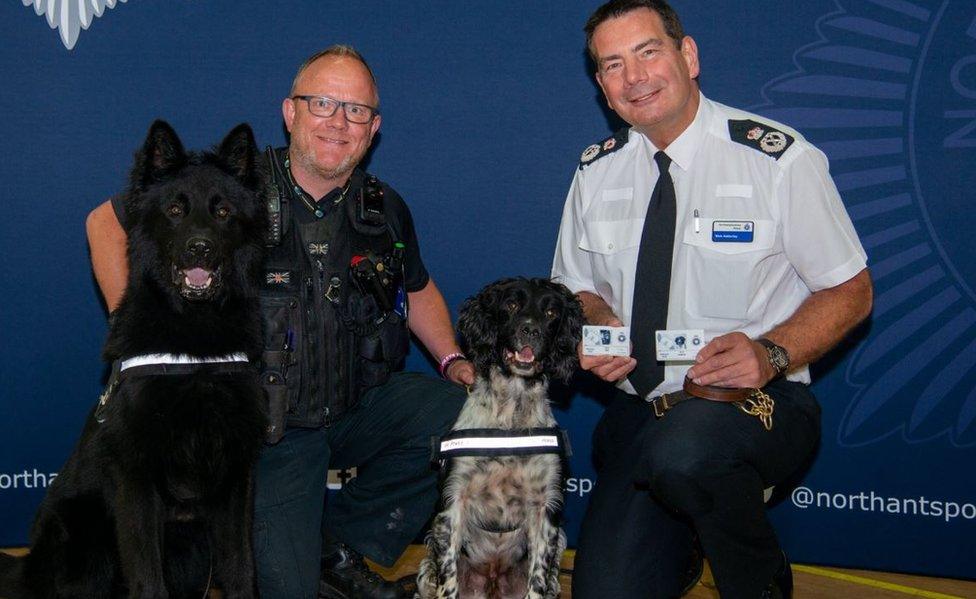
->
[252,371,466,599]
[572,379,820,599]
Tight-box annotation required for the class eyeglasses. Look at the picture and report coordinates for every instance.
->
[292,95,379,124]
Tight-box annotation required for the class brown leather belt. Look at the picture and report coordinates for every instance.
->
[683,378,754,402]
[649,377,775,430]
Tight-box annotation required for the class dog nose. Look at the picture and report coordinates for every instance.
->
[186,237,213,257]
[519,323,541,338]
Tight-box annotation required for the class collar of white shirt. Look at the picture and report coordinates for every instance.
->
[639,91,712,174]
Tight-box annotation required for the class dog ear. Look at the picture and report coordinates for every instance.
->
[458,279,514,377]
[133,120,187,188]
[544,280,584,382]
[216,123,261,189]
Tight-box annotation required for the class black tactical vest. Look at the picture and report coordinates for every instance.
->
[260,149,410,442]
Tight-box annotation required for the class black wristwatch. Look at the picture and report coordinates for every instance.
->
[756,338,790,377]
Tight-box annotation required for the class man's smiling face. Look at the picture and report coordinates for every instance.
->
[592,7,699,146]
[283,55,381,182]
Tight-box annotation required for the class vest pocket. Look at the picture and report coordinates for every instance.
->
[263,381,287,445]
[348,295,410,392]
[259,295,302,431]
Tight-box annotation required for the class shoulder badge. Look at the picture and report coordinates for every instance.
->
[728,119,795,160]
[579,128,629,170]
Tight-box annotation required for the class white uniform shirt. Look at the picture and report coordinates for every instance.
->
[552,93,867,396]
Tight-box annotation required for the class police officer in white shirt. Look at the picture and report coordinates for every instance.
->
[552,2,873,598]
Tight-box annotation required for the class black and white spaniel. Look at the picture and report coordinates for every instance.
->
[417,277,584,599]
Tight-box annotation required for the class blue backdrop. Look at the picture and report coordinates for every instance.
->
[2,0,973,580]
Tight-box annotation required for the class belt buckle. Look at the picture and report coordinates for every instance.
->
[651,393,671,419]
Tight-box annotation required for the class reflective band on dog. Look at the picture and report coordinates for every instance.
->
[441,434,559,452]
[120,352,249,371]
[432,427,571,461]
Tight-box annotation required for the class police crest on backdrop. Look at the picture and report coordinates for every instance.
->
[21,0,128,51]
[728,119,795,160]
[261,147,410,443]
[579,127,629,169]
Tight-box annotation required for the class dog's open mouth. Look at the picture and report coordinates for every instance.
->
[172,265,221,300]
[504,345,541,374]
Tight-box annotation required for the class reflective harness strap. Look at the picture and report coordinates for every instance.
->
[430,427,572,466]
[118,352,250,378]
[96,353,251,423]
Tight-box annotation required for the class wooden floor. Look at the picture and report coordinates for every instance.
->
[4,545,974,598]
[370,545,976,599]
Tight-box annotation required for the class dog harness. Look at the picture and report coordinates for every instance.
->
[430,427,573,534]
[95,353,251,423]
[430,427,572,466]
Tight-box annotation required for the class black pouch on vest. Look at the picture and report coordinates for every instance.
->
[259,293,302,443]
[263,382,288,445]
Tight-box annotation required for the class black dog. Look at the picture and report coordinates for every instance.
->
[417,278,583,599]
[0,121,267,599]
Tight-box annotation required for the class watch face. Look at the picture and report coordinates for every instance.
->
[769,346,789,371]
[757,338,789,373]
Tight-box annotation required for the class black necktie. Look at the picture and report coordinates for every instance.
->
[629,151,676,398]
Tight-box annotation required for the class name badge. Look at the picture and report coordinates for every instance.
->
[655,329,705,361]
[712,220,754,243]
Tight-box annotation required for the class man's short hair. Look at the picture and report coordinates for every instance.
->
[584,0,685,61]
[289,44,378,101]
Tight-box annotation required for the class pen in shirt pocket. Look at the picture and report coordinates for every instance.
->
[694,208,700,234]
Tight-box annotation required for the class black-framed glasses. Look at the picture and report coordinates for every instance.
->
[292,95,379,124]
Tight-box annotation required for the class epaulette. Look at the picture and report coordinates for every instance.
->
[578,128,629,170]
[728,119,795,160]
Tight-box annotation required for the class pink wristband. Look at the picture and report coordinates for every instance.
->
[438,352,467,378]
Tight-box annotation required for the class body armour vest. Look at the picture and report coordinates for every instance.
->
[260,149,410,442]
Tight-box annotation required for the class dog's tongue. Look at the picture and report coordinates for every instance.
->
[184,267,210,286]
[516,346,535,363]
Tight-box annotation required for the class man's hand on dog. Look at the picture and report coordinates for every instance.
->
[685,332,776,390]
[445,359,476,385]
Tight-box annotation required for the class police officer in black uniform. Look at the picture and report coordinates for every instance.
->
[87,45,473,599]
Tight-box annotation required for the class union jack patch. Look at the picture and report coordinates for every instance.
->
[266,271,291,285]
[308,243,329,256]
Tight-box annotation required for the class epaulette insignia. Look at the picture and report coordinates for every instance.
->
[579,128,629,170]
[728,119,795,160]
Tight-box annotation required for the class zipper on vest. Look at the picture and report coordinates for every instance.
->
[313,258,334,425]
